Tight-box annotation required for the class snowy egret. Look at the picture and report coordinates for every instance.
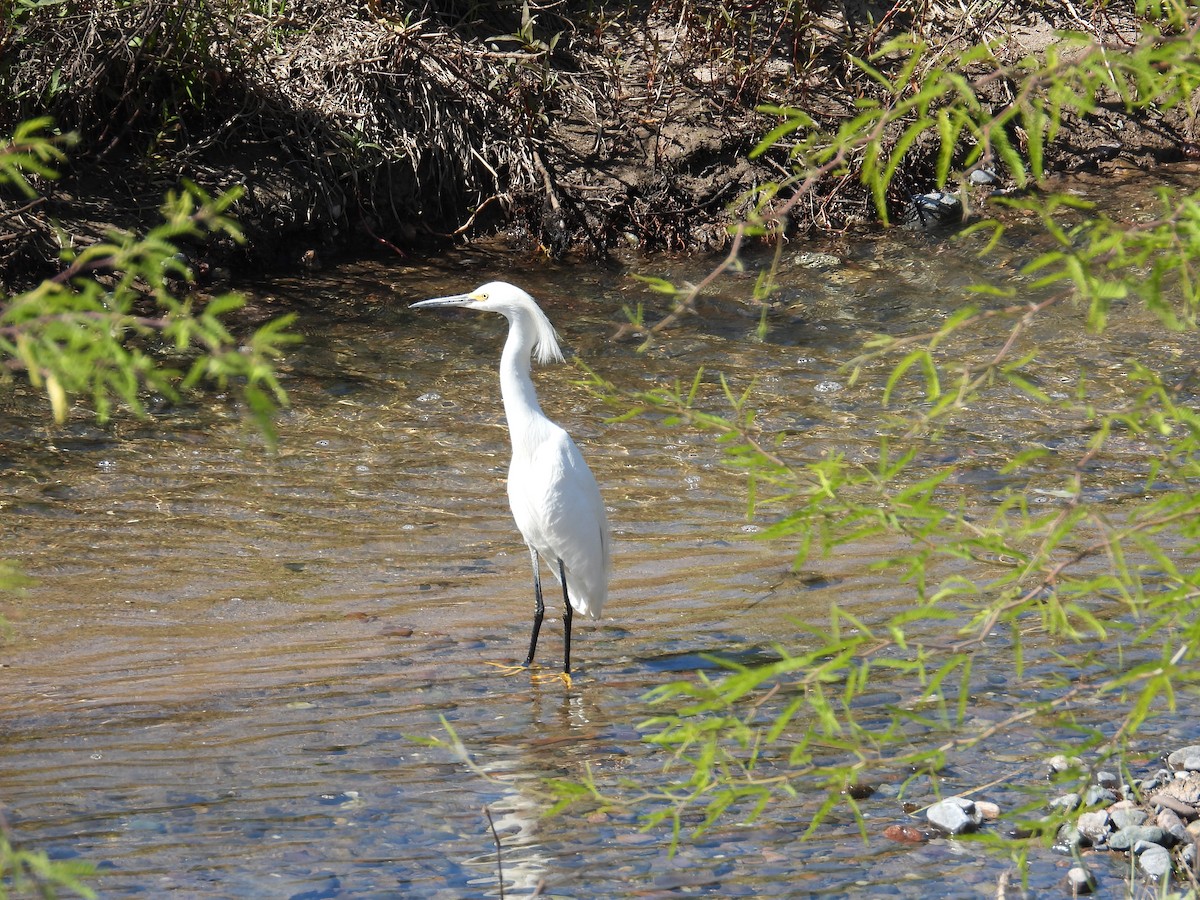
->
[411,282,611,685]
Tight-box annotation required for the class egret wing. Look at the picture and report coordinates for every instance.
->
[508,423,610,618]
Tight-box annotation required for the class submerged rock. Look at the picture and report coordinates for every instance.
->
[1066,865,1096,894]
[903,191,963,230]
[927,796,983,835]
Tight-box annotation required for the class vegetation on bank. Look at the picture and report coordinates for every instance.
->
[2,0,1196,276]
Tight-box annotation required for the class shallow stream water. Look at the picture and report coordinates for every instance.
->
[3,169,1200,897]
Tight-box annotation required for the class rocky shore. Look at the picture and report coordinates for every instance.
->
[901,744,1200,893]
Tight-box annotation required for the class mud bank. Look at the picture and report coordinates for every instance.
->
[2,1,1195,282]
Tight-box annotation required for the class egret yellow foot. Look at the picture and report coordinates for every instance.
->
[483,661,530,677]
[530,670,573,688]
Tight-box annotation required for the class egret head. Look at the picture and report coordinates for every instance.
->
[412,281,564,364]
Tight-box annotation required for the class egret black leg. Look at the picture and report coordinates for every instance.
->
[559,559,573,675]
[522,545,545,667]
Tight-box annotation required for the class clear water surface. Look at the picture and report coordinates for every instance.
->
[3,168,1200,898]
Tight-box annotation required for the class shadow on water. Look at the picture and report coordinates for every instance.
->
[3,180,1200,896]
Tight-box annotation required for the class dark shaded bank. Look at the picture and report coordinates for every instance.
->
[1,0,1195,282]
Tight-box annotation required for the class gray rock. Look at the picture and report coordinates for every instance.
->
[1066,865,1096,894]
[1076,811,1111,845]
[1095,770,1120,790]
[1134,841,1172,879]
[969,168,999,186]
[1109,807,1148,830]
[1161,773,1200,804]
[904,191,963,230]
[1167,745,1200,771]
[1150,775,1200,821]
[1109,825,1167,850]
[1048,755,1083,776]
[1055,823,1084,850]
[927,797,982,835]
[1050,792,1081,813]
[1083,785,1116,807]
[1156,808,1188,844]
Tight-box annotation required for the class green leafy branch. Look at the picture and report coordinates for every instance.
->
[573,283,1200,838]
[0,808,95,900]
[0,117,74,199]
[546,561,1182,848]
[621,21,1200,340]
[0,121,298,441]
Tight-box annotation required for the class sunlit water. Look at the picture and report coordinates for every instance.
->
[3,169,1200,898]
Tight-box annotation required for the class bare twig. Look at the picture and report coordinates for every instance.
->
[483,805,505,900]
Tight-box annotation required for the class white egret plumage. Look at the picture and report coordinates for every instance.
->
[411,281,611,684]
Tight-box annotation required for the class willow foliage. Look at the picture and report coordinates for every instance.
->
[566,5,1200,881]
[0,120,296,440]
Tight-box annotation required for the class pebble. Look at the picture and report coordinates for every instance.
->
[1109,806,1147,830]
[1108,825,1166,851]
[1134,840,1172,879]
[975,801,1001,820]
[1155,808,1188,844]
[927,797,982,835]
[1167,745,1200,771]
[886,744,1198,888]
[1076,811,1110,845]
[1049,792,1081,813]
[1048,754,1082,776]
[1066,865,1095,894]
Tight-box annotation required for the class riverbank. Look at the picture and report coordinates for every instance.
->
[1,1,1196,284]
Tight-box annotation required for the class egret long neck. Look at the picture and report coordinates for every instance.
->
[499,311,546,436]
